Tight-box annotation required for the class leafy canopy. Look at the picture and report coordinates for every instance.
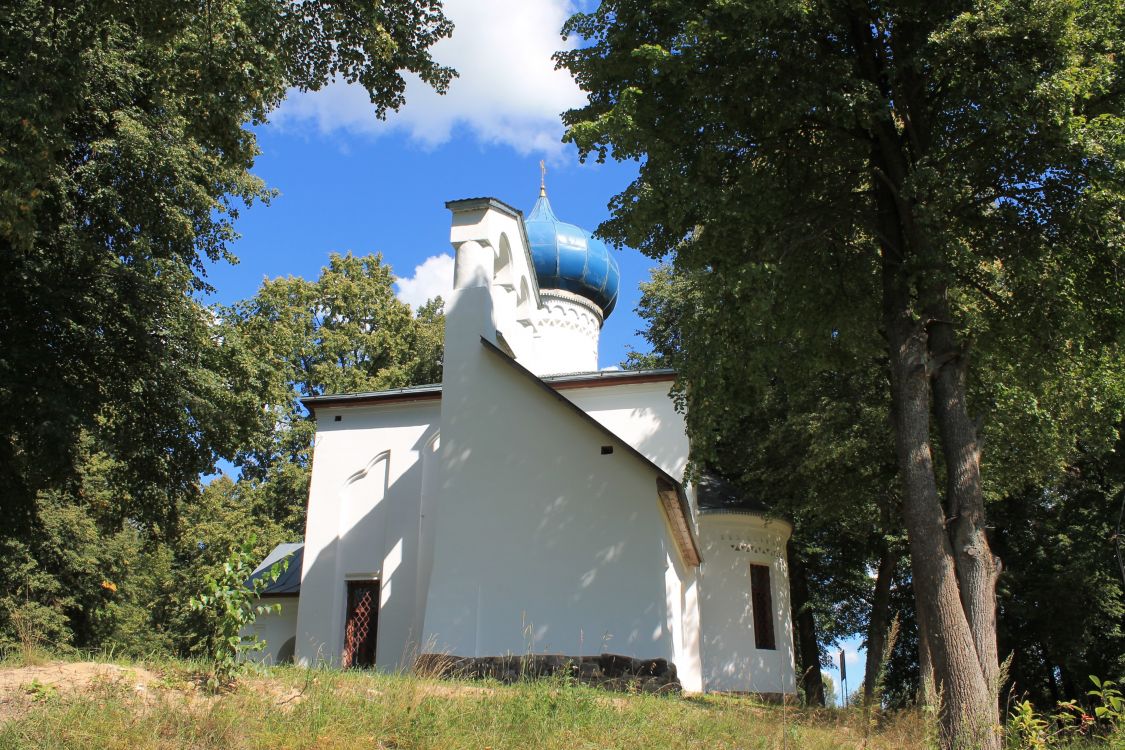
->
[559,0,1124,498]
[221,252,444,534]
[0,0,454,527]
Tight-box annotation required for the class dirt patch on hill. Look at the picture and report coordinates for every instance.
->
[0,661,170,722]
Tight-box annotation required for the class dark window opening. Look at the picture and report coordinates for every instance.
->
[334,415,343,422]
[750,564,776,650]
[342,580,379,668]
[601,445,614,455]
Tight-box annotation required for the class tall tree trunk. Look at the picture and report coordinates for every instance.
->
[880,235,1000,749]
[917,602,936,707]
[842,2,1002,742]
[928,305,1002,703]
[789,546,826,707]
[863,539,897,705]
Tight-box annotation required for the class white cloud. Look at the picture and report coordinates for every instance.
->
[396,254,454,310]
[273,0,586,158]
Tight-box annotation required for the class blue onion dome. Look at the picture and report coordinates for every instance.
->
[525,191,620,319]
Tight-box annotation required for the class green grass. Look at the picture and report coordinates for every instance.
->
[0,659,930,750]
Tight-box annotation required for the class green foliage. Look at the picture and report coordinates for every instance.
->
[563,3,1123,742]
[628,263,902,688]
[564,0,1125,502]
[0,253,443,658]
[23,679,58,704]
[0,0,452,670]
[992,436,1125,706]
[0,0,454,531]
[1007,700,1052,750]
[189,535,287,688]
[1088,676,1124,733]
[1000,678,1125,750]
[0,471,142,656]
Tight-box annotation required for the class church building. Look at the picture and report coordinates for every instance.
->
[247,182,797,696]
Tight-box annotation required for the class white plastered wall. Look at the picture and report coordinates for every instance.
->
[448,199,540,369]
[532,291,601,375]
[245,597,299,664]
[280,195,794,696]
[294,400,439,669]
[561,379,702,691]
[420,200,692,667]
[559,380,688,482]
[697,513,796,694]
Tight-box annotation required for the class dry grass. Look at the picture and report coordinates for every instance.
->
[0,659,932,750]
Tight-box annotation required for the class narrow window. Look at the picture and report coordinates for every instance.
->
[750,564,776,650]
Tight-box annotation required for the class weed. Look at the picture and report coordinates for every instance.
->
[23,679,57,703]
[9,605,47,667]
[1007,700,1050,750]
[1088,676,1125,740]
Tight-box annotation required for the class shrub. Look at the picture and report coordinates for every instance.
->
[189,535,285,689]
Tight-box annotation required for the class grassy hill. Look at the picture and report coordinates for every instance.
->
[0,658,930,749]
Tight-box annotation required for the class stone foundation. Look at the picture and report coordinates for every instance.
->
[414,653,681,694]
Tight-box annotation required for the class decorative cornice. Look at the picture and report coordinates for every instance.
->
[539,289,604,326]
[707,528,788,559]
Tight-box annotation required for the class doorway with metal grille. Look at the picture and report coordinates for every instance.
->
[342,580,379,668]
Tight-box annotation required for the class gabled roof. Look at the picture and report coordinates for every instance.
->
[480,336,701,567]
[246,543,303,596]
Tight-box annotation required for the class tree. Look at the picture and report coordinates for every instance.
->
[0,0,454,530]
[221,252,444,534]
[560,2,1123,746]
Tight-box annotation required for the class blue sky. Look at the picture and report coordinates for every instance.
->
[205,0,649,369]
[205,0,868,694]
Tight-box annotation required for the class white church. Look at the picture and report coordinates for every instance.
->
[246,182,797,696]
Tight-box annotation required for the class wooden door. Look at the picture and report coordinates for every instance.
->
[342,580,379,668]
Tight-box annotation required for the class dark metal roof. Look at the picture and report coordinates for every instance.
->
[444,196,524,218]
[695,473,773,516]
[302,383,443,410]
[542,368,675,384]
[246,543,303,596]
